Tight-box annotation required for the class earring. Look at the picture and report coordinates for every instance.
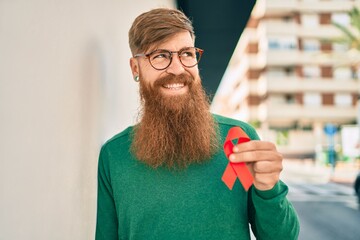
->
[134,75,139,82]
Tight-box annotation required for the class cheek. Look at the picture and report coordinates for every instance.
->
[187,67,200,81]
[139,68,162,86]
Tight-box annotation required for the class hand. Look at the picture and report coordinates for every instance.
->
[229,141,283,191]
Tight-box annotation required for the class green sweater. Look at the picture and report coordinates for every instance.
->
[96,114,299,240]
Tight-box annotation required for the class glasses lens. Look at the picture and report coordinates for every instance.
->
[149,50,172,70]
[179,47,202,67]
[147,48,203,70]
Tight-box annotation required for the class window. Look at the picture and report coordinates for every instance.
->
[304,93,321,106]
[303,66,320,78]
[269,94,297,105]
[268,40,280,50]
[268,36,297,50]
[332,13,350,26]
[301,14,319,28]
[332,42,349,52]
[267,68,286,77]
[284,67,296,76]
[281,16,295,23]
[351,68,359,80]
[302,39,320,52]
[335,93,352,107]
[334,67,352,80]
[267,67,296,77]
[285,94,296,104]
[269,95,287,104]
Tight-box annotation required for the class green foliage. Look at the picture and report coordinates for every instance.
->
[331,7,360,51]
[276,130,289,146]
[249,120,261,128]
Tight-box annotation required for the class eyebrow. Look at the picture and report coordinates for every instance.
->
[148,46,195,54]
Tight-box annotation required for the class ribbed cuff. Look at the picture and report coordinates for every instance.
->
[253,181,288,200]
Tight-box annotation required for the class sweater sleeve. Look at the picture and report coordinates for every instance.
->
[95,146,118,240]
[248,181,300,240]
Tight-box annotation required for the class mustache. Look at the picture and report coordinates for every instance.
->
[153,73,194,88]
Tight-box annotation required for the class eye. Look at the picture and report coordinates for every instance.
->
[180,49,196,58]
[151,51,170,60]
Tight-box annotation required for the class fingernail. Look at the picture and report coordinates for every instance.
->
[233,147,239,152]
[229,154,235,161]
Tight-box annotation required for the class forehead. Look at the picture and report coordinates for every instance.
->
[148,31,195,52]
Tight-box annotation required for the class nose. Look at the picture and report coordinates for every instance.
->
[166,54,186,75]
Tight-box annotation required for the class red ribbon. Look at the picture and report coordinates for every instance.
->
[222,127,254,191]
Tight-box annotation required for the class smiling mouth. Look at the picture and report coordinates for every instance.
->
[162,83,185,90]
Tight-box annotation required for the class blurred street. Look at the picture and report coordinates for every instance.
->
[282,159,360,240]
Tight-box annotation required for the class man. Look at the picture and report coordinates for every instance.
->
[96,8,299,240]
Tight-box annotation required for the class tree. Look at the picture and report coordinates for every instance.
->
[332,7,360,50]
[331,6,360,79]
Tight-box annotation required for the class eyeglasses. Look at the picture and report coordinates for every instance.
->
[134,47,204,71]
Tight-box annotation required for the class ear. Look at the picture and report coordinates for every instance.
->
[130,58,139,77]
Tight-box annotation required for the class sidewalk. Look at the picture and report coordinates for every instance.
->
[281,159,359,185]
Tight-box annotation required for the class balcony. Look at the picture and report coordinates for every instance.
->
[259,102,357,124]
[257,50,357,66]
[260,21,298,35]
[259,76,359,93]
[301,51,360,66]
[257,19,346,40]
[261,0,354,15]
[298,0,354,12]
[265,50,300,66]
[252,0,297,17]
[298,25,343,39]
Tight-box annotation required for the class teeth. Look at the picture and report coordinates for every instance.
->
[163,83,184,89]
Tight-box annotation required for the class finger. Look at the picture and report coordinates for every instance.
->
[252,160,283,174]
[245,162,254,176]
[233,141,277,153]
[229,150,282,163]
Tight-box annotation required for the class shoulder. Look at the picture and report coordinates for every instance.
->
[97,127,134,176]
[98,126,134,169]
[212,114,260,140]
[213,114,249,127]
[100,126,133,153]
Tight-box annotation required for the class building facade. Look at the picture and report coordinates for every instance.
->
[212,0,360,159]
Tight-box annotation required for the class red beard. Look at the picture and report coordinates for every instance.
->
[131,73,219,169]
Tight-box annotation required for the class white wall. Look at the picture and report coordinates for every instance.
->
[0,0,175,239]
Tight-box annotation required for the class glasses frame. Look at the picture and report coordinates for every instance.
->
[134,47,204,71]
